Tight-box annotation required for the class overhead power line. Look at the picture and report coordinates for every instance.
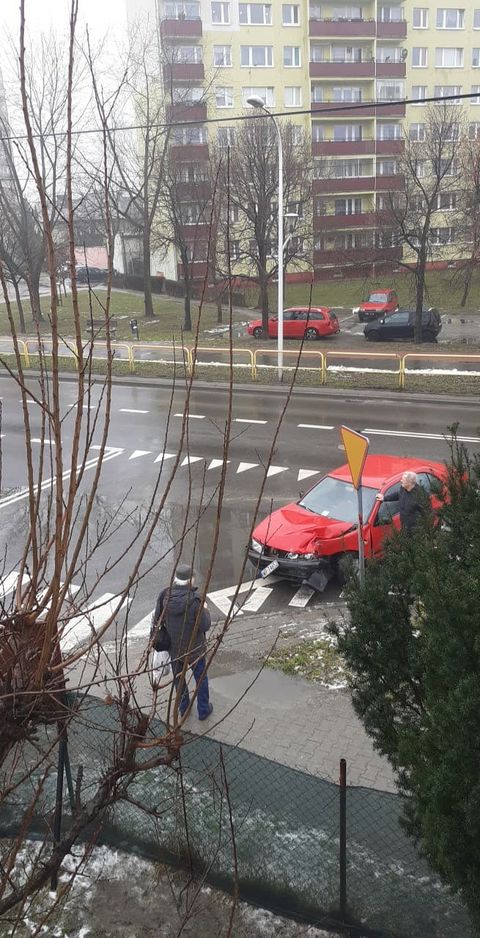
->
[0,90,476,144]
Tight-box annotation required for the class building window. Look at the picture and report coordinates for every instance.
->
[472,85,480,103]
[213,45,232,66]
[164,1,201,19]
[412,8,428,28]
[283,3,299,24]
[218,127,235,146]
[436,8,465,29]
[475,10,480,28]
[377,45,402,63]
[215,86,234,107]
[284,46,301,67]
[172,126,208,144]
[287,125,303,145]
[311,44,329,63]
[378,122,402,139]
[229,240,240,261]
[409,122,426,140]
[378,159,398,175]
[333,86,362,101]
[376,80,404,100]
[242,86,275,106]
[431,227,455,244]
[334,197,362,215]
[211,1,230,23]
[444,122,460,140]
[177,164,208,182]
[311,86,324,102]
[434,84,462,102]
[473,49,480,67]
[436,192,457,211]
[240,45,273,67]
[284,86,302,106]
[412,47,428,67]
[379,5,404,21]
[312,124,324,142]
[332,5,363,18]
[330,159,371,177]
[435,48,464,67]
[239,3,272,24]
[469,121,480,138]
[181,203,205,224]
[413,159,428,177]
[332,45,363,62]
[411,85,427,103]
[333,123,363,141]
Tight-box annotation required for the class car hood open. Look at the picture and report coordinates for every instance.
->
[253,503,355,551]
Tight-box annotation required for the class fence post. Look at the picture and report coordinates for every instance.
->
[339,757,347,920]
[399,355,405,390]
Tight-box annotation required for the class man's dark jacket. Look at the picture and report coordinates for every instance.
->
[154,585,211,662]
[383,483,429,533]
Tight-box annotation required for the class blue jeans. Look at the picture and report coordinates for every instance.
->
[171,657,210,718]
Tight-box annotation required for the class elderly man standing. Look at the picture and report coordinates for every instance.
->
[376,471,430,534]
[153,562,213,721]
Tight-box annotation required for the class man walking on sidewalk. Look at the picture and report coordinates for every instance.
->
[153,562,213,721]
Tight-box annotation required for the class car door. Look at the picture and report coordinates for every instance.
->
[383,310,410,339]
[283,310,298,338]
[309,310,327,335]
[369,481,402,556]
[268,315,278,338]
[417,471,444,514]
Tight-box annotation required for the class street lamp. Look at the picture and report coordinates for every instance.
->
[246,95,284,381]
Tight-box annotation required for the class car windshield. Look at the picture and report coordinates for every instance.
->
[299,476,377,523]
[367,292,388,303]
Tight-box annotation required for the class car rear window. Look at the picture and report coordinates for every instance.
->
[299,476,377,524]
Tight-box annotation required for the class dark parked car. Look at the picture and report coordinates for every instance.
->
[364,308,442,343]
[75,266,109,284]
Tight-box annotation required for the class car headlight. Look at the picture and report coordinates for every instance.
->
[251,538,263,554]
[303,553,316,560]
[286,552,299,560]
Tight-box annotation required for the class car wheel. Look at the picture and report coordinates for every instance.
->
[422,330,436,343]
[366,330,380,342]
[358,313,365,323]
[252,327,264,339]
[305,327,319,340]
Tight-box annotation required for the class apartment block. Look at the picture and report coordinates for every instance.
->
[127,0,480,281]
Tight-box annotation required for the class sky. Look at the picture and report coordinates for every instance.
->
[0,0,126,42]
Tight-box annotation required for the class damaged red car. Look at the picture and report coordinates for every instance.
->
[248,455,446,589]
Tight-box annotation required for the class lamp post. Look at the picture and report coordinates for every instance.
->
[246,95,284,381]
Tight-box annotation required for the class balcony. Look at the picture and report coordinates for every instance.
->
[309,18,375,37]
[176,180,211,201]
[180,223,210,239]
[170,144,209,162]
[163,62,204,81]
[312,139,375,156]
[310,61,375,78]
[311,100,376,117]
[314,212,377,229]
[161,17,202,38]
[375,173,404,190]
[313,176,375,193]
[376,20,407,39]
[376,138,404,155]
[377,101,406,117]
[376,62,406,78]
[167,102,207,122]
[314,245,402,266]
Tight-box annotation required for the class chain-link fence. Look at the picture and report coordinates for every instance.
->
[1,694,473,938]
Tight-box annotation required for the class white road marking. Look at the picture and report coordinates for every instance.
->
[174,413,205,420]
[363,428,480,444]
[154,452,176,463]
[129,450,152,460]
[209,595,243,618]
[237,462,259,473]
[31,438,55,445]
[0,571,30,600]
[234,418,267,425]
[289,585,316,608]
[61,592,131,652]
[0,447,123,511]
[181,455,204,466]
[207,458,230,470]
[298,469,320,481]
[297,424,334,430]
[120,408,149,414]
[241,586,273,612]
[266,465,288,478]
[128,610,154,640]
[207,574,281,617]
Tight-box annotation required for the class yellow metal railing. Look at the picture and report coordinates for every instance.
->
[325,351,403,387]
[253,347,325,382]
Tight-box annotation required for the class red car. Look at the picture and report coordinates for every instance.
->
[249,455,446,587]
[353,289,399,323]
[247,307,340,340]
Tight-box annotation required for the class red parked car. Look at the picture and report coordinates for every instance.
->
[249,455,446,587]
[247,307,340,340]
[353,289,399,323]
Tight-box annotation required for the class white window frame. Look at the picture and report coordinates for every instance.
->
[409,122,426,141]
[288,125,303,145]
[379,5,404,22]
[215,86,234,107]
[211,1,230,23]
[412,47,428,67]
[284,86,302,106]
[282,3,300,24]
[469,121,480,138]
[435,47,464,67]
[436,192,457,211]
[434,84,462,102]
[378,122,402,140]
[378,159,398,175]
[411,85,427,104]
[472,85,480,104]
[311,86,324,102]
[283,46,301,67]
[473,49,480,67]
[376,79,405,100]
[239,3,272,25]
[436,8,465,29]
[240,45,274,67]
[242,86,275,107]
[177,45,203,64]
[218,126,235,146]
[333,86,362,102]
[431,226,454,245]
[213,45,232,67]
[312,124,324,142]
[333,123,363,141]
[412,8,428,28]
[475,10,480,28]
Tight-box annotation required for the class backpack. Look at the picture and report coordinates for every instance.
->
[150,598,171,653]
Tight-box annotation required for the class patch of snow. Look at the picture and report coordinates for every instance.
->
[405,367,480,376]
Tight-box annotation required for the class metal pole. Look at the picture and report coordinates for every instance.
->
[276,120,284,383]
[51,734,66,891]
[357,485,365,586]
[339,757,347,920]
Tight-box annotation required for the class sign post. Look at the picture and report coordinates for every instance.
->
[340,426,369,586]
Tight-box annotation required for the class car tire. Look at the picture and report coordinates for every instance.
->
[422,330,436,343]
[366,330,380,342]
[358,313,365,323]
[305,327,319,340]
[252,327,264,339]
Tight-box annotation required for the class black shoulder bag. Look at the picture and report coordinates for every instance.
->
[151,601,171,652]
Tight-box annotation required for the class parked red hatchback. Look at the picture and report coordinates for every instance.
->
[247,307,340,340]
[249,455,446,588]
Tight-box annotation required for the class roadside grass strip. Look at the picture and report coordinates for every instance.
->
[267,636,349,689]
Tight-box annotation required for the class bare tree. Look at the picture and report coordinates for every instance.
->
[381,104,462,341]
[448,129,480,307]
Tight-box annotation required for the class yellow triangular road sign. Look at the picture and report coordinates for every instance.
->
[340,426,369,489]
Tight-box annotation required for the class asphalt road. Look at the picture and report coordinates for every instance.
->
[0,375,479,651]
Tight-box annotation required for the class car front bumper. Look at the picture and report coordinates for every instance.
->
[248,549,335,584]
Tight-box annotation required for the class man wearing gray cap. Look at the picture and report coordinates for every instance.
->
[153,562,213,720]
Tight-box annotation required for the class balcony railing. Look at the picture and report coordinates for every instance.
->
[314,212,377,229]
[376,62,406,78]
[309,18,375,37]
[313,176,375,193]
[312,139,376,156]
[167,102,207,122]
[160,17,203,37]
[313,245,402,266]
[376,20,407,38]
[169,143,209,161]
[311,100,376,117]
[310,61,375,78]
[163,62,204,81]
